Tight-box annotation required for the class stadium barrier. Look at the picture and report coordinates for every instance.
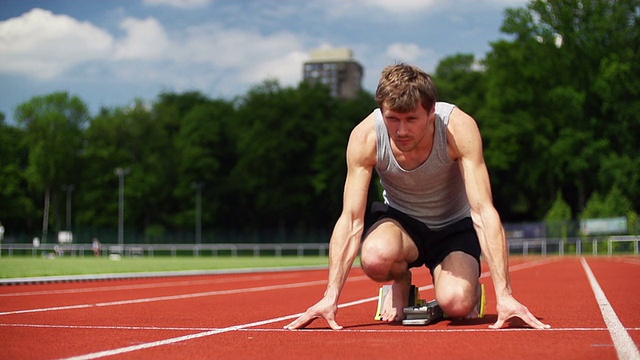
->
[507,236,639,256]
[0,243,330,258]
[0,236,637,258]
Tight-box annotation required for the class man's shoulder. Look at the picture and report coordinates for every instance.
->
[351,110,378,136]
[444,105,482,159]
[347,110,378,166]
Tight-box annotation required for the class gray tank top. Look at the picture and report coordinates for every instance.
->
[374,102,470,230]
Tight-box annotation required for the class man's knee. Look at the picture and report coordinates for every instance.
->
[360,219,418,282]
[435,281,478,318]
[433,252,480,317]
[360,239,397,281]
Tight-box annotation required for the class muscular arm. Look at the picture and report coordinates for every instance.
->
[324,130,375,303]
[449,108,550,329]
[284,113,377,330]
[448,108,511,298]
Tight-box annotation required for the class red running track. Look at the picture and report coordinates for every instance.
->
[0,256,638,360]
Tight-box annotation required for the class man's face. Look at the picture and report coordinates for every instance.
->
[382,105,433,152]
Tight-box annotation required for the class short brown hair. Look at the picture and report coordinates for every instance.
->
[375,63,437,113]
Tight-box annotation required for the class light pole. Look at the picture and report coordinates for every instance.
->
[191,182,204,245]
[115,167,130,251]
[62,184,74,231]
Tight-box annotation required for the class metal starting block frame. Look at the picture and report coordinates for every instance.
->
[402,300,445,326]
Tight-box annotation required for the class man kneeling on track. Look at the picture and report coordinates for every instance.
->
[284,63,550,330]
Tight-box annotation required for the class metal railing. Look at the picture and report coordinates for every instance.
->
[1,236,638,258]
[0,243,330,258]
[507,236,639,256]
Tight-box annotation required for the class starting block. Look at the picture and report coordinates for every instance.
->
[375,283,486,326]
[402,299,444,325]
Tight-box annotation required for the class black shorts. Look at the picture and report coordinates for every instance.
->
[365,202,481,277]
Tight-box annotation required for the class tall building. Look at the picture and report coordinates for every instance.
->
[303,48,363,99]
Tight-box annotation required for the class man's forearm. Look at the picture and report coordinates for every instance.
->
[324,216,364,302]
[485,233,512,298]
[474,210,512,298]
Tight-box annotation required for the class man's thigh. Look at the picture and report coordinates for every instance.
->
[361,218,419,266]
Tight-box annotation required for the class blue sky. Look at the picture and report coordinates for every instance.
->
[0,0,528,123]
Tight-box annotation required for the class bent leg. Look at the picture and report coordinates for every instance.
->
[361,219,418,321]
[433,251,481,318]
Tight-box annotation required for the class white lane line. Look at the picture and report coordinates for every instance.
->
[0,274,302,297]
[612,257,640,266]
[507,257,559,271]
[0,276,369,316]
[580,257,640,360]
[2,322,639,333]
[58,313,306,360]
[241,327,640,333]
[52,258,556,359]
[0,323,217,331]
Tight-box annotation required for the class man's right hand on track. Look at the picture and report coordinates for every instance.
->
[284,297,343,330]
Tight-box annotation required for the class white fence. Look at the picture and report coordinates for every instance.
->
[1,236,638,258]
[507,236,639,256]
[0,243,330,258]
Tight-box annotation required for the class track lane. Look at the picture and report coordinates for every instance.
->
[1,257,637,359]
[0,271,329,312]
[581,256,640,357]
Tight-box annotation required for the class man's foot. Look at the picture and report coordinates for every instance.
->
[379,272,412,322]
[464,283,486,319]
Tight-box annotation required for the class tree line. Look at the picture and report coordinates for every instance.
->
[0,0,638,243]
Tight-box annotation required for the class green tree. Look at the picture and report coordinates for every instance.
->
[0,113,37,233]
[78,106,132,230]
[15,92,89,241]
[433,53,486,115]
[482,0,640,220]
[173,99,236,231]
[544,191,573,238]
[79,99,176,240]
[230,80,333,233]
[580,186,633,219]
[311,90,378,224]
[545,191,573,220]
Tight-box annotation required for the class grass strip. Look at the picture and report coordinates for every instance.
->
[0,256,330,279]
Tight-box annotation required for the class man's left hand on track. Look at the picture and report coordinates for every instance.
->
[490,295,551,330]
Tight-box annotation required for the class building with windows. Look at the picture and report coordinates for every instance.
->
[303,48,363,99]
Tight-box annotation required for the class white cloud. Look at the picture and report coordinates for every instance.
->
[177,25,305,82]
[108,23,308,93]
[143,0,213,9]
[113,17,171,60]
[0,7,307,92]
[0,8,113,79]
[239,50,309,86]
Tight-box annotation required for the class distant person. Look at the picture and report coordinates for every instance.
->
[54,244,63,257]
[285,63,550,330]
[0,222,4,258]
[92,238,101,257]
